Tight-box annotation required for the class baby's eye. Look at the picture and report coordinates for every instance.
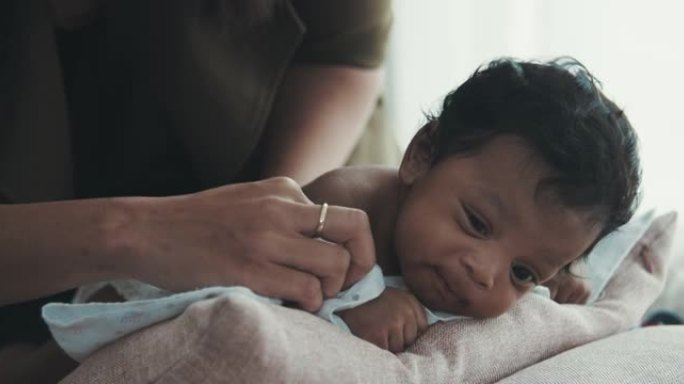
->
[510,264,538,285]
[464,206,490,238]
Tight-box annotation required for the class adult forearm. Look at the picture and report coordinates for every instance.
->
[0,179,377,311]
[260,64,383,185]
[0,198,133,305]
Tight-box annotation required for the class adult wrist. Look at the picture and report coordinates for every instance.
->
[97,196,147,282]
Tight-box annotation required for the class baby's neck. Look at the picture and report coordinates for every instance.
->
[362,170,404,276]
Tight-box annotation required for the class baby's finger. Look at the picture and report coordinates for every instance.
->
[569,286,591,304]
[545,283,559,301]
[578,289,591,304]
[388,327,405,353]
[370,332,389,351]
[403,319,418,348]
[409,295,429,334]
[554,288,572,304]
[640,246,655,274]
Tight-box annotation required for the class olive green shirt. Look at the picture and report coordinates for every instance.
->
[0,0,391,202]
[0,0,390,345]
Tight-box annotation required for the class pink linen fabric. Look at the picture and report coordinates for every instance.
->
[495,325,684,384]
[61,212,678,384]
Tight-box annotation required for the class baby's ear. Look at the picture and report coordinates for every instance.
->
[399,121,439,185]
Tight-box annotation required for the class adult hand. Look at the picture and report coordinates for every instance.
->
[120,177,376,312]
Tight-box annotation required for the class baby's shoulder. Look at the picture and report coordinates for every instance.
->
[303,166,398,210]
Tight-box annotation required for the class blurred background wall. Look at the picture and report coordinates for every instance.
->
[387,0,683,210]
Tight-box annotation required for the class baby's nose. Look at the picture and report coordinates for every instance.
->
[462,254,497,289]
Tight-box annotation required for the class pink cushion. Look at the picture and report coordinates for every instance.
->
[62,212,678,384]
[497,325,684,384]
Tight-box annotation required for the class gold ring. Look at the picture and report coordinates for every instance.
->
[314,202,329,237]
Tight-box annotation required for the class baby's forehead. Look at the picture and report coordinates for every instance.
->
[456,138,597,220]
[448,135,557,181]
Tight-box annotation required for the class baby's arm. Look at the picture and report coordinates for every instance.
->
[338,287,428,353]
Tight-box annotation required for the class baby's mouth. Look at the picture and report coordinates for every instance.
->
[434,267,470,311]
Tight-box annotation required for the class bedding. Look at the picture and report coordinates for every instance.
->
[44,258,548,361]
[60,210,678,383]
[495,325,684,384]
[44,208,662,362]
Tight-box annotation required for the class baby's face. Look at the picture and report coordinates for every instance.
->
[394,135,601,318]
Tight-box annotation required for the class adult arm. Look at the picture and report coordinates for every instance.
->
[260,65,383,185]
[0,178,375,311]
[0,198,129,306]
[259,0,392,184]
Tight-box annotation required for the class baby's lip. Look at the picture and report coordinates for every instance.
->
[435,267,470,310]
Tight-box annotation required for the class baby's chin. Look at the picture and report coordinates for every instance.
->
[412,285,511,319]
[407,280,473,316]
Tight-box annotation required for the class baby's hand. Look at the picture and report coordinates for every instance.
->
[544,271,592,304]
[338,287,428,353]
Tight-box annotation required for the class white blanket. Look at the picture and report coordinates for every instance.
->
[43,209,663,362]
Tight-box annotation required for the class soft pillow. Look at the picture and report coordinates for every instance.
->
[496,325,684,384]
[61,211,678,384]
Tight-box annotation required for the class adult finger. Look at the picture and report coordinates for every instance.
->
[275,237,351,298]
[261,177,313,204]
[207,177,310,204]
[295,204,376,287]
[246,263,323,312]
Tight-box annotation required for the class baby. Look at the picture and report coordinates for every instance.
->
[44,57,641,358]
[303,57,641,352]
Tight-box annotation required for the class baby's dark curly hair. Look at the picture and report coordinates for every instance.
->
[430,57,641,244]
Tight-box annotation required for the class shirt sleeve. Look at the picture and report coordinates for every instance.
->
[291,0,392,68]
